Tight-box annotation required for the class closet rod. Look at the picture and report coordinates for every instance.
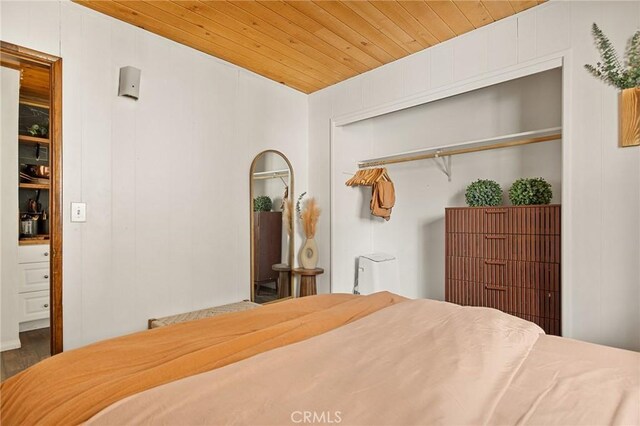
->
[358,127,562,169]
[252,169,289,180]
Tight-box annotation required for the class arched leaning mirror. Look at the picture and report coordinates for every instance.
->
[250,150,294,304]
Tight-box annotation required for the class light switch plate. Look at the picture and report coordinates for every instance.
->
[71,202,86,222]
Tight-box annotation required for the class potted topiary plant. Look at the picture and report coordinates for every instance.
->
[253,195,272,212]
[585,23,640,147]
[509,178,552,206]
[465,179,502,207]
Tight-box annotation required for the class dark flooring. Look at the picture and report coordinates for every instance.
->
[255,285,279,304]
[1,328,50,381]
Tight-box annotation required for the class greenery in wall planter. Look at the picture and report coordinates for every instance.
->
[465,179,503,207]
[253,195,273,212]
[584,23,640,90]
[509,178,552,206]
[585,23,640,147]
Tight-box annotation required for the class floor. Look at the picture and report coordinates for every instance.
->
[255,284,279,304]
[0,328,50,381]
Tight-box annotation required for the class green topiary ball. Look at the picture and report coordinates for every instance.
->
[465,179,503,207]
[509,178,553,205]
[253,195,273,212]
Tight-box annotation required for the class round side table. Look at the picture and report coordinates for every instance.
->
[292,268,324,297]
[272,263,291,298]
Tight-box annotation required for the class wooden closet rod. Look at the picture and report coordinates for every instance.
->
[358,127,562,169]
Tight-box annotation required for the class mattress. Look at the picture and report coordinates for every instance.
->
[1,292,638,425]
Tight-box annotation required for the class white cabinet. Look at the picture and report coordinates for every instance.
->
[18,245,51,264]
[18,263,50,293]
[18,290,50,322]
[16,245,50,326]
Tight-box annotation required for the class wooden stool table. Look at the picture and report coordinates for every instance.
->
[293,268,324,297]
[272,263,291,298]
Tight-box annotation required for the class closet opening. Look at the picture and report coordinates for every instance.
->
[1,42,63,380]
[332,67,563,334]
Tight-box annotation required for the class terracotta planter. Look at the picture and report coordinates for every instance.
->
[620,87,640,147]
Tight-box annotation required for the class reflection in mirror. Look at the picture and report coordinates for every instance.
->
[250,151,294,304]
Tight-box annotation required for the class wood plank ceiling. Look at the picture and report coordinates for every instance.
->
[74,1,545,94]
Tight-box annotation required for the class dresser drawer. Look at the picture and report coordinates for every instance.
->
[517,314,561,336]
[446,234,560,263]
[445,280,560,334]
[445,205,561,235]
[445,279,471,306]
[18,244,51,264]
[446,257,560,291]
[18,290,50,323]
[18,263,50,293]
[466,282,560,320]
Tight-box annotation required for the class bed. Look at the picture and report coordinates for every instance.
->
[1,292,638,425]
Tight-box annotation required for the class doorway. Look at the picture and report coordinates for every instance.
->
[1,41,62,379]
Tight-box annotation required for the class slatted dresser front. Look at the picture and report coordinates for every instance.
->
[445,205,561,335]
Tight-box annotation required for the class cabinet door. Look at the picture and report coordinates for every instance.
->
[18,262,50,293]
[18,290,50,323]
[18,244,51,264]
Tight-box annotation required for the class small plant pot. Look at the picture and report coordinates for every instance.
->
[620,88,640,147]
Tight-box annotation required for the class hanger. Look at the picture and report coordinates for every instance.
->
[345,167,391,186]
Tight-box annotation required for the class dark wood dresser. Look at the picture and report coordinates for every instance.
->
[445,205,561,335]
[253,211,282,286]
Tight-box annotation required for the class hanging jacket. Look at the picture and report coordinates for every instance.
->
[371,180,395,221]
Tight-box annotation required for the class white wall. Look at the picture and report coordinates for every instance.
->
[0,67,21,351]
[1,0,308,349]
[332,70,562,299]
[309,1,640,351]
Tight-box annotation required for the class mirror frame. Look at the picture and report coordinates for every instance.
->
[249,149,294,303]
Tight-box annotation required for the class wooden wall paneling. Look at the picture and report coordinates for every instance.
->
[154,1,343,87]
[453,1,494,29]
[343,1,422,54]
[121,1,330,88]
[481,1,516,21]
[371,1,439,47]
[262,1,383,69]
[313,1,408,60]
[73,0,545,93]
[510,1,540,13]
[191,1,355,80]
[396,1,456,43]
[229,1,369,74]
[426,1,475,35]
[75,0,321,93]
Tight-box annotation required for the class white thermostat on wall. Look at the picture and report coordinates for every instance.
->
[71,202,86,223]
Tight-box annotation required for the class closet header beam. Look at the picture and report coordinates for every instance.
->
[358,127,562,169]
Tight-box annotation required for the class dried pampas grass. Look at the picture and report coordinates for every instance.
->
[283,198,293,237]
[301,197,321,239]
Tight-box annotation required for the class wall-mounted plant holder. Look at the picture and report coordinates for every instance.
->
[620,88,640,147]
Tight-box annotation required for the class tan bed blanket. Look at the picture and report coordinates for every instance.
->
[0,292,406,426]
[89,298,640,426]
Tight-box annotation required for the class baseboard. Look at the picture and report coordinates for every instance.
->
[19,318,49,332]
[0,339,21,352]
